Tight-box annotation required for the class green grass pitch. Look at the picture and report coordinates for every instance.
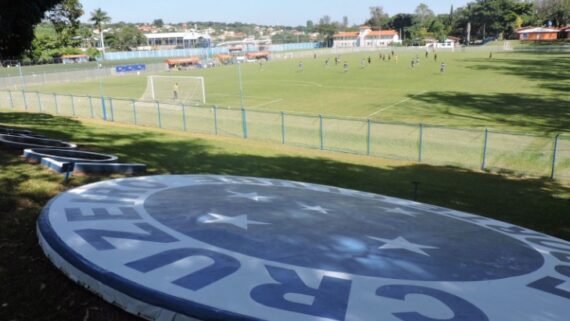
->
[26,49,569,134]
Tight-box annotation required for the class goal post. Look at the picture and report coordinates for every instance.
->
[141,75,206,105]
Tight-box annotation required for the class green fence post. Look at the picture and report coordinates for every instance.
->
[22,91,28,110]
[481,128,489,170]
[8,90,14,109]
[281,112,286,144]
[367,119,372,156]
[101,96,107,121]
[319,114,324,150]
[109,98,114,121]
[551,134,560,179]
[213,106,218,135]
[156,101,162,128]
[70,95,76,116]
[418,123,424,162]
[54,93,59,114]
[132,100,137,125]
[88,96,94,118]
[36,92,42,112]
[241,108,248,139]
[181,104,186,131]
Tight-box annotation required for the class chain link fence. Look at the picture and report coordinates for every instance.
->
[0,63,168,90]
[1,89,568,181]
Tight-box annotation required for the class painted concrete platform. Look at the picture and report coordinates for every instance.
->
[37,175,570,321]
[0,134,76,150]
[24,148,118,164]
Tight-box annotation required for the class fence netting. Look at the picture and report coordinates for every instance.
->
[0,89,567,181]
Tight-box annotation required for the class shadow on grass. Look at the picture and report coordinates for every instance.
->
[466,53,570,87]
[1,111,570,321]
[411,91,570,133]
[0,112,85,141]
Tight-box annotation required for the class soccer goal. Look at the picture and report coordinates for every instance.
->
[140,76,206,105]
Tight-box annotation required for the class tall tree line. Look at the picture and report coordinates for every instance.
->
[360,0,568,44]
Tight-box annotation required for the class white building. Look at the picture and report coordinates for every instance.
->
[333,26,401,48]
[425,37,459,49]
[145,32,212,49]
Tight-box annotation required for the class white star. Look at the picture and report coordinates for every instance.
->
[227,190,273,202]
[202,213,269,230]
[384,207,421,217]
[298,203,330,214]
[367,236,438,257]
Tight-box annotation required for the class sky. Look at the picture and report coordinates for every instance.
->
[79,0,471,26]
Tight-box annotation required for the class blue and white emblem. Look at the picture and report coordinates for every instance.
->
[37,175,570,321]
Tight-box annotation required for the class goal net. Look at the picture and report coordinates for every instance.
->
[140,76,206,105]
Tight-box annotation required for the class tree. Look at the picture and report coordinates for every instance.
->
[367,6,389,27]
[452,0,534,41]
[386,13,415,40]
[415,3,435,25]
[0,0,63,59]
[319,15,332,25]
[110,25,146,51]
[47,0,84,47]
[90,8,111,54]
[316,16,339,47]
[534,0,570,26]
[448,5,455,27]
[90,9,111,34]
[306,20,315,32]
[153,19,164,28]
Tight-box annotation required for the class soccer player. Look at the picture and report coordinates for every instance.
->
[343,61,349,73]
[440,62,446,73]
[368,56,372,64]
[434,53,438,61]
[298,61,304,72]
[325,58,329,67]
[173,82,179,100]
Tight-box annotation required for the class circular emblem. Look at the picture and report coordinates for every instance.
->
[38,175,570,321]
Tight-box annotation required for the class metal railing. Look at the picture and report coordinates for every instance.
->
[1,89,568,180]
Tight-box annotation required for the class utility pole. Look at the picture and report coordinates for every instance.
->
[238,63,244,109]
[467,22,471,45]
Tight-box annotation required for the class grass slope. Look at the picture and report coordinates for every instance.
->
[1,111,569,320]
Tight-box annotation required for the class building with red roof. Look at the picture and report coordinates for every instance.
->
[516,27,560,41]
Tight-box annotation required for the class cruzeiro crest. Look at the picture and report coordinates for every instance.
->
[38,175,570,321]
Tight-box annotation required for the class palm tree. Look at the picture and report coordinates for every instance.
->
[90,8,111,57]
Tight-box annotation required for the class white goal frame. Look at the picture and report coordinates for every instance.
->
[145,75,206,105]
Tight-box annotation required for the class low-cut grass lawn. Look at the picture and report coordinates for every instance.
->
[22,49,570,134]
[1,111,569,320]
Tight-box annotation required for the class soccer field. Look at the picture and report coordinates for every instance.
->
[26,49,570,134]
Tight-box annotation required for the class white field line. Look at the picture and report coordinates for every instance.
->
[367,90,428,118]
[249,99,284,108]
[209,93,278,99]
